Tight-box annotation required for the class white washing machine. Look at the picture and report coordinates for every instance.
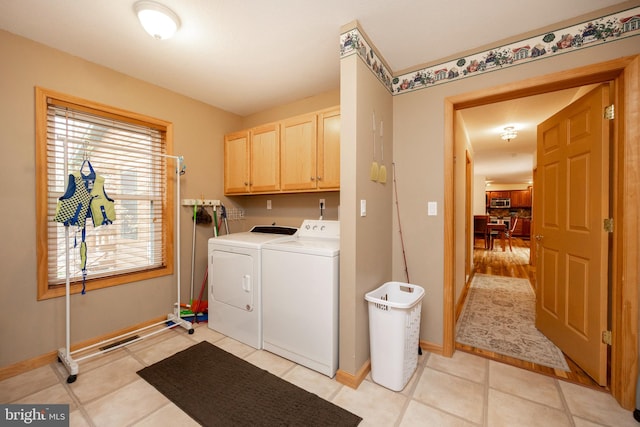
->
[262,220,340,377]
[208,225,297,349]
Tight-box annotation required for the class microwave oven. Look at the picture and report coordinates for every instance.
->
[490,198,511,208]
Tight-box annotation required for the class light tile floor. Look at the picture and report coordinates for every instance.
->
[1,323,636,426]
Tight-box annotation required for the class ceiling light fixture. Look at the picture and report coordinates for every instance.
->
[134,1,181,40]
[501,126,517,142]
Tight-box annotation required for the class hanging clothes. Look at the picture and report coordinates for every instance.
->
[54,161,116,227]
[54,160,115,293]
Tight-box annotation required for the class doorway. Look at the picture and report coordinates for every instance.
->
[443,56,639,410]
[463,85,608,388]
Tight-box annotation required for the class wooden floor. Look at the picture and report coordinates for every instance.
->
[457,236,608,392]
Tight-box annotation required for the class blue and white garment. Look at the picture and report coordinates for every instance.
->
[53,161,115,293]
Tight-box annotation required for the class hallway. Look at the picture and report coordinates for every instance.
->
[459,237,604,391]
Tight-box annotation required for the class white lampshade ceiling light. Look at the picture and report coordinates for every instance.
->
[501,126,518,142]
[134,1,181,40]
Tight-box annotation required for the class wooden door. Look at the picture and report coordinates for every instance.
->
[535,84,610,385]
[280,113,317,191]
[224,130,250,194]
[250,124,280,193]
[317,108,340,190]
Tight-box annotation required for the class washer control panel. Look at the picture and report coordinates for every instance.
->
[299,220,340,239]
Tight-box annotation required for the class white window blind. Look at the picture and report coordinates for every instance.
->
[45,102,168,286]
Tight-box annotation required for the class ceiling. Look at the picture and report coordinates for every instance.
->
[0,0,624,184]
[459,85,597,186]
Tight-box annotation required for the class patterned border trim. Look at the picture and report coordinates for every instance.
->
[340,29,394,92]
[340,6,640,95]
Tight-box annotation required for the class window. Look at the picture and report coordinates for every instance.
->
[35,88,175,300]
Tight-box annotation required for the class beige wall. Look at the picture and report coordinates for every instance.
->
[0,30,343,370]
[339,50,394,374]
[0,30,243,367]
[241,89,339,129]
[393,34,640,348]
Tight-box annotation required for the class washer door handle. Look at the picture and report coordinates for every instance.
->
[242,274,251,292]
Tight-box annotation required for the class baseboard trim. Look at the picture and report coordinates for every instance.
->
[420,340,443,355]
[336,359,371,389]
[336,341,445,389]
[0,316,168,381]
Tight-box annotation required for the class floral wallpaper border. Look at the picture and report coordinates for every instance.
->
[340,6,640,95]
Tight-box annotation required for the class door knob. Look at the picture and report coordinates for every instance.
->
[535,234,543,241]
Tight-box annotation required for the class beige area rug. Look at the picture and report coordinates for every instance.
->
[456,274,570,371]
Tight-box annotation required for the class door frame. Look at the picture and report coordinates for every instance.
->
[444,55,639,409]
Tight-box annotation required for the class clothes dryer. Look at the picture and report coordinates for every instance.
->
[208,225,297,349]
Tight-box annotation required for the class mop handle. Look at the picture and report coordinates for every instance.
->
[392,163,410,283]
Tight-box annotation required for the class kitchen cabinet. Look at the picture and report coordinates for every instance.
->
[512,217,531,237]
[316,108,340,190]
[223,130,249,194]
[250,124,280,193]
[522,217,531,237]
[224,107,339,195]
[486,188,532,208]
[280,113,317,191]
[510,189,532,207]
[223,123,280,194]
[280,108,340,191]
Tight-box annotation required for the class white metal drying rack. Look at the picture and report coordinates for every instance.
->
[57,146,193,384]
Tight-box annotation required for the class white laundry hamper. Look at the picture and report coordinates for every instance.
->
[365,282,424,391]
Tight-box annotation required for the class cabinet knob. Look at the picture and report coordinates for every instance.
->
[244,182,249,186]
[310,177,315,181]
[317,176,322,181]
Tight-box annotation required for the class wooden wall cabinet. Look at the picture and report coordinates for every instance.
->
[510,189,532,208]
[249,124,280,193]
[486,188,532,208]
[280,113,318,191]
[487,191,510,200]
[223,123,280,194]
[224,130,250,194]
[224,107,339,195]
[317,108,340,190]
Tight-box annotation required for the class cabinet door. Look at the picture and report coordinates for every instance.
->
[513,219,524,236]
[511,190,521,207]
[224,131,250,194]
[523,188,532,206]
[250,124,280,193]
[317,109,340,190]
[280,113,317,191]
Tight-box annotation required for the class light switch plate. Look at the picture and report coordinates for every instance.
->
[428,201,437,216]
[360,200,367,217]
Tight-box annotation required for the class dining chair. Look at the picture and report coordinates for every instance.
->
[504,217,518,251]
[473,215,490,249]
[491,218,519,251]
